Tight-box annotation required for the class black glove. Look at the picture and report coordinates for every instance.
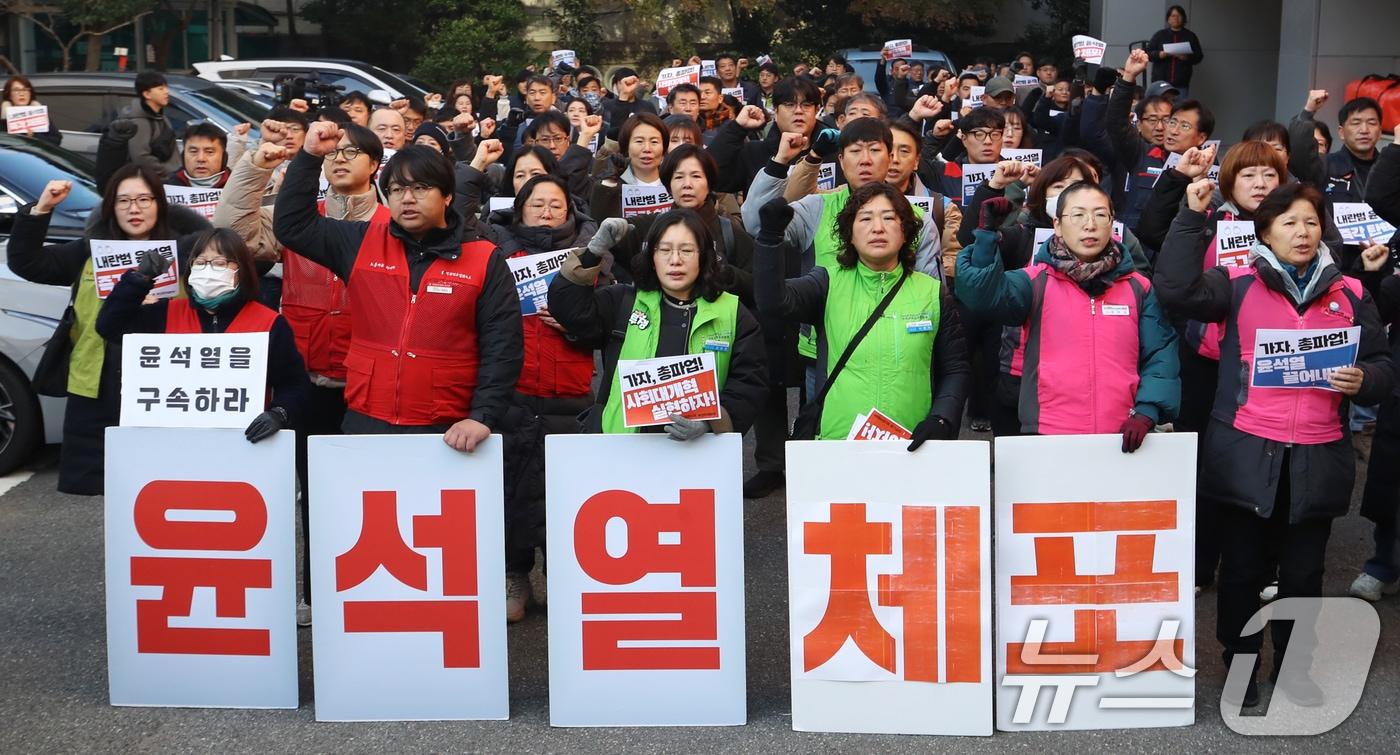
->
[757,197,794,246]
[1119,412,1154,453]
[245,407,289,444]
[978,196,1016,231]
[136,249,171,280]
[907,416,952,451]
[810,127,841,160]
[108,118,138,141]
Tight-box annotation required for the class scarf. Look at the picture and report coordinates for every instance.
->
[1248,242,1333,306]
[1046,233,1123,293]
[697,106,732,133]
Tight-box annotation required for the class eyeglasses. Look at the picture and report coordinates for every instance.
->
[532,133,567,147]
[323,146,367,162]
[282,124,306,135]
[964,129,1004,143]
[778,101,817,112]
[1061,209,1113,225]
[189,258,238,271]
[1165,118,1196,131]
[115,195,156,210]
[1140,116,1168,126]
[656,246,699,259]
[387,183,436,200]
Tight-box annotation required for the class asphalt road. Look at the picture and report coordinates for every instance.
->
[3,431,1398,754]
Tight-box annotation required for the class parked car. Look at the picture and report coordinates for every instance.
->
[0,135,100,474]
[194,58,430,106]
[838,46,957,94]
[25,72,267,161]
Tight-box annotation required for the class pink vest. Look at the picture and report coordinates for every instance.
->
[1188,209,1240,360]
[1021,263,1150,435]
[1225,267,1363,444]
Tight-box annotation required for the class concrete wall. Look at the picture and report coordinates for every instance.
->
[1277,0,1400,127]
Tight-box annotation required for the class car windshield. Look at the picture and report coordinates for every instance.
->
[185,85,270,123]
[366,65,429,98]
[0,137,100,215]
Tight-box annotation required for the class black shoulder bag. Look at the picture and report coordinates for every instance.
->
[790,269,908,440]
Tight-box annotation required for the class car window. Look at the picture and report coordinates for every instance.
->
[162,101,201,137]
[0,141,101,212]
[185,86,269,123]
[316,72,372,96]
[42,91,112,133]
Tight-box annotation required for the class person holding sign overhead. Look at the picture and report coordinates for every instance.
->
[754,183,968,447]
[548,208,767,438]
[93,227,309,444]
[956,180,1180,444]
[273,125,523,453]
[1155,181,1395,708]
[7,164,211,494]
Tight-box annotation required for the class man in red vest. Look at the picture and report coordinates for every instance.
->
[273,121,522,452]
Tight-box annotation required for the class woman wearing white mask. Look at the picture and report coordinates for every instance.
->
[96,227,310,443]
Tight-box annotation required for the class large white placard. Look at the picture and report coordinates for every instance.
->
[787,440,993,736]
[546,433,746,727]
[104,426,297,708]
[308,434,507,721]
[620,183,673,217]
[164,184,222,220]
[995,433,1197,731]
[89,239,180,300]
[120,333,269,429]
[6,104,49,133]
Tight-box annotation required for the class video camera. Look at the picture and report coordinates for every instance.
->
[272,72,345,109]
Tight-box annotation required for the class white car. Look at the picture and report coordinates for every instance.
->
[194,58,430,106]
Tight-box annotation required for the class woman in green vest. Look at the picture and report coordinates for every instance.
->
[754,182,970,448]
[548,209,767,438]
[7,163,209,494]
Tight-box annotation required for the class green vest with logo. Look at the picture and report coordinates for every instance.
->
[601,288,740,434]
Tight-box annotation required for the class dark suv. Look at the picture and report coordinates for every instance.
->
[24,72,268,161]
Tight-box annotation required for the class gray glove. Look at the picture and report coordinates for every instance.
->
[137,249,172,279]
[664,413,709,442]
[588,217,631,255]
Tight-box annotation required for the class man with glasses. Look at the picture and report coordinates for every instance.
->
[274,122,522,448]
[710,77,822,194]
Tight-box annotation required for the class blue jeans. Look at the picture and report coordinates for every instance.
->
[1363,519,1400,583]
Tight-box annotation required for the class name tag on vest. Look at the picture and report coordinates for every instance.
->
[426,284,453,295]
[703,338,731,352]
[906,319,933,333]
[1102,304,1131,316]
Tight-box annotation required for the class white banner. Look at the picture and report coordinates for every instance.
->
[995,433,1197,731]
[164,184,222,220]
[545,433,746,726]
[1072,35,1107,64]
[620,183,673,218]
[308,434,507,721]
[787,440,993,735]
[90,239,179,300]
[120,333,269,429]
[104,426,297,708]
[6,104,49,133]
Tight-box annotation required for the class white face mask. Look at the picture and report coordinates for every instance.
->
[188,266,238,301]
[1045,192,1060,218]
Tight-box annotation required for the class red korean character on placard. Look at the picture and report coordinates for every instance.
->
[1005,500,1184,674]
[131,480,272,656]
[803,502,983,682]
[335,489,481,668]
[573,488,719,671]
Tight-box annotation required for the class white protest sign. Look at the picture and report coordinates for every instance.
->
[817,162,838,191]
[1162,41,1193,56]
[1333,202,1398,245]
[721,86,746,104]
[655,65,701,97]
[1214,220,1257,268]
[616,352,721,428]
[1113,220,1125,243]
[905,195,934,218]
[787,440,993,735]
[1001,147,1043,167]
[620,183,673,217]
[1072,35,1107,65]
[883,39,913,59]
[164,184,222,220]
[507,248,572,316]
[960,163,997,205]
[1013,74,1040,92]
[1034,227,1055,250]
[968,86,985,108]
[995,433,1197,731]
[1251,327,1361,389]
[551,49,578,69]
[104,426,297,708]
[308,434,507,721]
[6,104,49,134]
[846,409,912,441]
[486,196,513,214]
[756,55,772,66]
[120,333,269,429]
[701,60,717,78]
[546,433,746,726]
[380,147,396,169]
[90,239,179,300]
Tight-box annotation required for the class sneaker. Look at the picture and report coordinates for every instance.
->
[1273,670,1324,707]
[1349,572,1400,602]
[296,600,312,627]
[1259,581,1279,602]
[1224,672,1260,709]
[970,418,992,432]
[743,470,785,499]
[506,572,532,623]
